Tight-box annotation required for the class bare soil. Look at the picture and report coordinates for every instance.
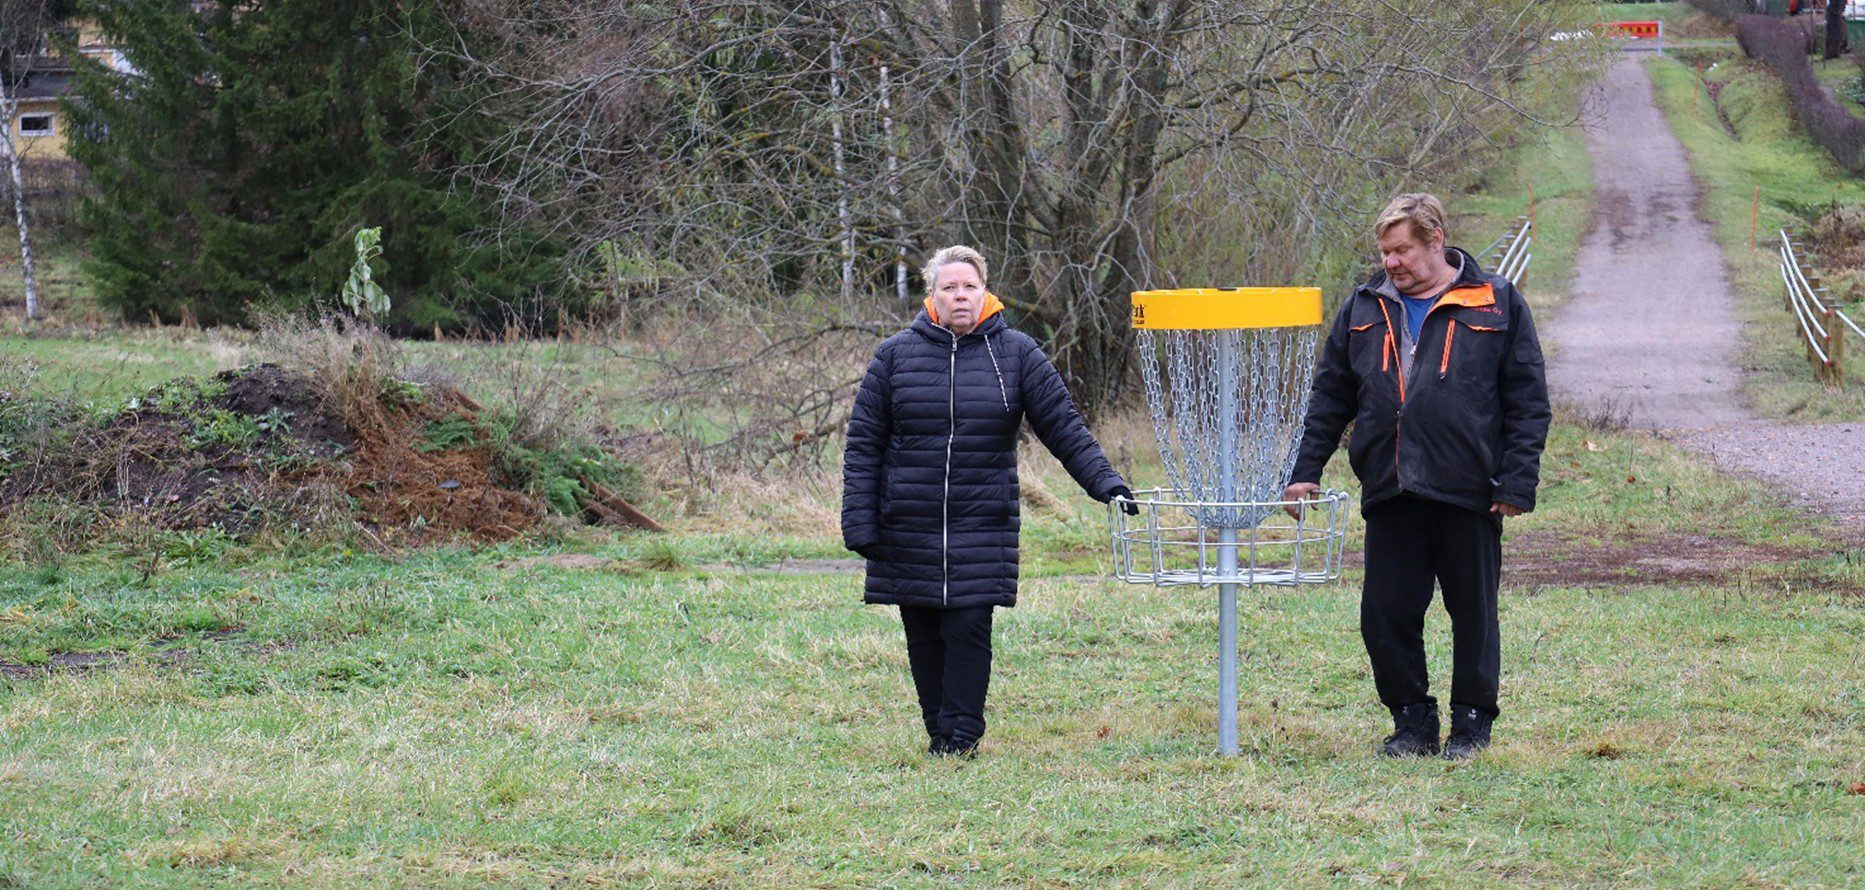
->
[1547,57,1865,526]
[1504,528,1861,595]
[0,364,546,544]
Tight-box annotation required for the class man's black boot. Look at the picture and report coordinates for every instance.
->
[1442,705,1493,760]
[1380,702,1440,757]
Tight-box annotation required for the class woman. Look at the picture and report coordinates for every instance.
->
[841,245,1134,757]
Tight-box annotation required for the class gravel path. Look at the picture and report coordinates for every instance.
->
[1545,57,1865,526]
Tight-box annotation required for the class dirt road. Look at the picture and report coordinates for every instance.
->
[1545,56,1865,525]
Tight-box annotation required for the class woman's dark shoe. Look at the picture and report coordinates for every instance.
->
[1441,705,1493,760]
[1380,702,1440,757]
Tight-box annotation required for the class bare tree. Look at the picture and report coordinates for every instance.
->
[436,0,1597,421]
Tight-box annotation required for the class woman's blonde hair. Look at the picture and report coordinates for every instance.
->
[1374,193,1448,245]
[922,245,989,293]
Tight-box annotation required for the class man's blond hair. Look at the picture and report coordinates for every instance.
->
[922,245,989,293]
[1374,193,1448,245]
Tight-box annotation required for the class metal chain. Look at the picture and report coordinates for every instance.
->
[1137,326,1318,529]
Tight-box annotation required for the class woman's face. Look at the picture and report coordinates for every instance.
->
[931,261,985,335]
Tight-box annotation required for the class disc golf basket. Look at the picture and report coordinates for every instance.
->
[1109,287,1349,755]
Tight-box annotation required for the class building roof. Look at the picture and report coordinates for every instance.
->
[11,70,71,102]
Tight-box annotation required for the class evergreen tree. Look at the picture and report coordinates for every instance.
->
[64,0,561,328]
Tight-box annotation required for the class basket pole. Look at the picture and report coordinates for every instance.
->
[1216,333,1241,755]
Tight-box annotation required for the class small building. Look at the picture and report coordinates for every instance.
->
[8,69,71,162]
[5,18,129,162]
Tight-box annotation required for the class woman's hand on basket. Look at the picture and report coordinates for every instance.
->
[1109,485,1140,516]
[1281,482,1320,519]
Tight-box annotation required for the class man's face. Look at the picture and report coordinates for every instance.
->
[1378,222,1448,296]
[931,261,985,334]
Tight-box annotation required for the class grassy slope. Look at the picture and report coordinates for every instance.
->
[1644,51,1865,416]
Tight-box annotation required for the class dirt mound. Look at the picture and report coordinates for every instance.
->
[0,363,641,546]
[0,366,354,536]
[341,381,543,545]
[219,363,354,452]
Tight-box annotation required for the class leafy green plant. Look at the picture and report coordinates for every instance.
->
[341,227,392,319]
[161,527,235,566]
[186,409,263,450]
[484,412,638,517]
[418,415,483,453]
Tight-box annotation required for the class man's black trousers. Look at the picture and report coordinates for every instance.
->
[1361,496,1502,719]
[898,605,994,748]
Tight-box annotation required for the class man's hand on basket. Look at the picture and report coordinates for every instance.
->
[1109,485,1140,516]
[1282,482,1320,519]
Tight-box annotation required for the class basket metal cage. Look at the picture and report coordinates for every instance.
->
[1108,487,1349,588]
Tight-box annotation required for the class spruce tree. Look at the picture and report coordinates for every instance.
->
[65,0,560,328]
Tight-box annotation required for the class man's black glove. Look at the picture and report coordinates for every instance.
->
[1109,485,1140,516]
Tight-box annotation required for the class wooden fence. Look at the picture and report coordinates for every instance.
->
[1778,230,1861,388]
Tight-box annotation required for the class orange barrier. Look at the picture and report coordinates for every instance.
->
[1602,20,1662,40]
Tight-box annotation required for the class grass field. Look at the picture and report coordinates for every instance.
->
[3,399,1861,885]
[1644,51,1865,418]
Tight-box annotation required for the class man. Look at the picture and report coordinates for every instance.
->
[1283,193,1550,760]
[842,245,1135,757]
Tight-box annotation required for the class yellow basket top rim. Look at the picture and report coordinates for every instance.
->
[1131,286,1321,298]
[1130,286,1322,330]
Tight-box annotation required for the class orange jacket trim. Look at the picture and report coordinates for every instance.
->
[924,292,1006,327]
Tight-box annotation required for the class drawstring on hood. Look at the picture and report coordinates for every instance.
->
[984,333,1009,409]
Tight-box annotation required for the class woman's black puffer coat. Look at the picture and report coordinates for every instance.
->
[842,307,1126,609]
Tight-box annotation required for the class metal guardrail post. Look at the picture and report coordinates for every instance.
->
[1830,297,1847,388]
[1807,270,1824,373]
[1779,229,1839,384]
[1816,281,1844,388]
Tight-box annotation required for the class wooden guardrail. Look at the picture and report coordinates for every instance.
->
[1778,230,1860,388]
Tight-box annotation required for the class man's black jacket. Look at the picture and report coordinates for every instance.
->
[1290,248,1551,516]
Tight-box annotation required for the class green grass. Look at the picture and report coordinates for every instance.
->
[0,243,95,325]
[1456,109,1596,311]
[1644,52,1865,419]
[1810,54,1865,119]
[2,414,1860,886]
[0,328,246,404]
[1599,2,1699,26]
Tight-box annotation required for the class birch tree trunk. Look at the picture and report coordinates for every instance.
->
[829,35,854,303]
[0,81,38,321]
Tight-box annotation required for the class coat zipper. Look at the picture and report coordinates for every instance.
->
[943,331,958,605]
[1375,298,1405,485]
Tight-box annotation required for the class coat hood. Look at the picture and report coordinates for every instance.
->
[922,291,1006,330]
[1365,247,1487,303]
